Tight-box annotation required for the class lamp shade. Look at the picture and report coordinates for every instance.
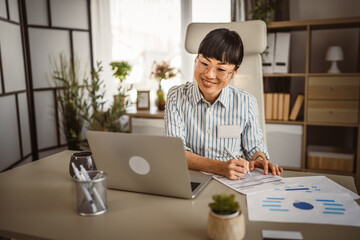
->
[326,46,344,61]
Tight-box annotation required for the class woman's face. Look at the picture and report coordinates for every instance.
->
[194,54,237,104]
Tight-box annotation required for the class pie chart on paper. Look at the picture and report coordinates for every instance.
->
[293,201,314,210]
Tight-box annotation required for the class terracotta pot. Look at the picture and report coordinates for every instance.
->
[207,211,245,240]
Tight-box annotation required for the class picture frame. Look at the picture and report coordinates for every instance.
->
[137,90,150,110]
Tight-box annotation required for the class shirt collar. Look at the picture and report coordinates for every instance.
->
[191,82,230,108]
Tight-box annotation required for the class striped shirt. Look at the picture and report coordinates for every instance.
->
[163,82,269,161]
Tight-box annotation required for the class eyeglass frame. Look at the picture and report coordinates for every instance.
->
[194,55,238,80]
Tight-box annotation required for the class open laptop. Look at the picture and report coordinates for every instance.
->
[86,130,212,199]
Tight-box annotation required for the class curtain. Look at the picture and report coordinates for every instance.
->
[91,0,117,107]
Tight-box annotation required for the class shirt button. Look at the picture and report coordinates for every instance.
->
[206,148,210,153]
[206,129,212,134]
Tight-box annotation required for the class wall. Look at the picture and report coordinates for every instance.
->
[0,0,93,171]
[289,0,360,74]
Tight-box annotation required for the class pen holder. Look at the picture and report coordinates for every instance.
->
[73,170,108,216]
[69,152,97,178]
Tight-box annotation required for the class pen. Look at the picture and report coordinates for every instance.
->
[223,146,251,176]
[72,163,97,213]
[79,165,106,210]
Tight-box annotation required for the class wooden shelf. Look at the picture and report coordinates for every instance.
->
[264,17,360,193]
[266,120,305,125]
[268,16,360,29]
[263,73,306,77]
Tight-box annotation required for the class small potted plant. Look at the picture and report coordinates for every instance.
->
[207,194,245,240]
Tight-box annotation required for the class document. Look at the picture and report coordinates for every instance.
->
[213,168,285,195]
[247,191,360,227]
[278,176,360,200]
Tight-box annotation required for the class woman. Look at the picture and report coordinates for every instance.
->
[164,28,283,180]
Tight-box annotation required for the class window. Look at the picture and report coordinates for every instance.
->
[109,0,231,104]
[110,0,181,103]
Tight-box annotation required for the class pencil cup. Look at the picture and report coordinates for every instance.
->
[69,151,97,178]
[73,170,108,216]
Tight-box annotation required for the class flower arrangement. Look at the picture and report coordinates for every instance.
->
[151,61,178,83]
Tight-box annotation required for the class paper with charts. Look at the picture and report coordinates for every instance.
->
[278,176,360,200]
[212,168,286,195]
[247,191,360,227]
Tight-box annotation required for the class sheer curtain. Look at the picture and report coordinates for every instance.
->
[110,0,182,103]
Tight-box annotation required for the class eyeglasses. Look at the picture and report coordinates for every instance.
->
[195,57,236,80]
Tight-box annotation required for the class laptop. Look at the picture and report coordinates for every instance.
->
[86,130,212,199]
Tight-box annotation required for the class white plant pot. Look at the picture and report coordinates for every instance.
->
[207,210,245,240]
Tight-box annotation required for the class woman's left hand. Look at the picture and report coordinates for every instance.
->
[249,157,283,176]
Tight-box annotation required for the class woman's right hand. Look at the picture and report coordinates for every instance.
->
[219,157,249,180]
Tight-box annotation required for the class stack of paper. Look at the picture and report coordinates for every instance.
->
[213,169,360,227]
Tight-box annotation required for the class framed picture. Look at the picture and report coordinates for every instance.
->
[137,90,150,110]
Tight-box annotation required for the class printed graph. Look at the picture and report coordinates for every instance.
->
[261,196,346,215]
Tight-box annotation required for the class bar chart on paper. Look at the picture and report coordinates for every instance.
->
[247,192,360,227]
[270,176,360,199]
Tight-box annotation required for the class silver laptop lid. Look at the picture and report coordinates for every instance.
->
[86,131,211,199]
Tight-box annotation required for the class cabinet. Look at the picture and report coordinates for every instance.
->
[264,17,360,192]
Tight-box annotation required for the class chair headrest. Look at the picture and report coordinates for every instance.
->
[185,20,267,56]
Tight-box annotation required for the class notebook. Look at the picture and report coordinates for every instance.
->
[86,130,212,199]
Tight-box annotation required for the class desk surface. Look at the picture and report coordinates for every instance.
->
[0,150,359,240]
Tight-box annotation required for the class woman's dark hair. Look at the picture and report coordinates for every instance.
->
[198,28,244,70]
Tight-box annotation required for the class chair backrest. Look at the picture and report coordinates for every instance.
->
[184,20,267,144]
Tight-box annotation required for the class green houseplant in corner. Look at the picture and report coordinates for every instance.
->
[83,61,130,132]
[207,194,245,240]
[51,53,87,150]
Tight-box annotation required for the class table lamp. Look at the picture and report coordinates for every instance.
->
[326,46,343,73]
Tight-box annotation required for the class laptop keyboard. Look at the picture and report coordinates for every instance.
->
[191,182,201,192]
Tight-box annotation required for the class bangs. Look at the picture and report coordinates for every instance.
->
[198,28,244,68]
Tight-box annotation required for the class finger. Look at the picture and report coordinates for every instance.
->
[263,160,268,175]
[233,165,248,174]
[276,165,280,175]
[235,171,246,180]
[270,164,276,176]
[249,161,255,171]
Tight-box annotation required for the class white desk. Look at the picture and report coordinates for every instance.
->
[0,150,359,239]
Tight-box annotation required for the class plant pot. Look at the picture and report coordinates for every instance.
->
[207,210,245,240]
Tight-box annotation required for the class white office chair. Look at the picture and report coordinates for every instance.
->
[185,20,267,144]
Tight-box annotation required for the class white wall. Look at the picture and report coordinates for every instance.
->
[289,0,360,20]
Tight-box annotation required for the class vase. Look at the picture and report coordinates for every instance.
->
[207,210,245,240]
[156,82,165,111]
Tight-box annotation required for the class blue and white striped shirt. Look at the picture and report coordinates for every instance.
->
[164,82,269,161]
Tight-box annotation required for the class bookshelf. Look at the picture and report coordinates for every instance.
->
[264,17,360,192]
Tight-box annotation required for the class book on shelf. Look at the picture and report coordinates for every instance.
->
[277,93,284,120]
[264,93,273,120]
[272,93,279,120]
[289,94,304,121]
[283,93,291,121]
[264,92,291,121]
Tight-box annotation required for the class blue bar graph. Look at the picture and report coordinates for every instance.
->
[323,211,344,215]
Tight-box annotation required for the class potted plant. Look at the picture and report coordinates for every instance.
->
[83,61,128,132]
[248,0,280,25]
[110,61,132,107]
[51,53,87,150]
[151,61,178,110]
[207,194,245,240]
